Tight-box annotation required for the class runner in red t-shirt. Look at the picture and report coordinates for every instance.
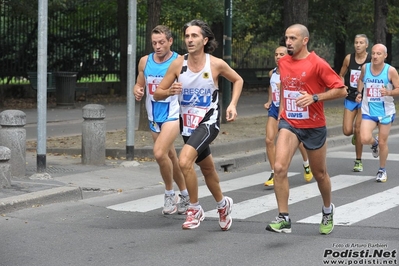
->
[265,24,347,235]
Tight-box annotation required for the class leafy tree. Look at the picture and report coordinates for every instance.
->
[231,0,284,68]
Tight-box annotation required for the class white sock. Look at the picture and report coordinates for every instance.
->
[217,197,226,209]
[189,202,200,209]
[303,160,309,167]
[323,204,332,214]
[180,189,189,197]
[165,190,175,196]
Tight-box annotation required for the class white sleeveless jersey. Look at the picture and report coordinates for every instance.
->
[269,68,280,107]
[144,52,179,122]
[178,53,219,136]
[361,63,395,117]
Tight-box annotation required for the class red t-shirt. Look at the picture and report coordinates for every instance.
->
[279,52,344,128]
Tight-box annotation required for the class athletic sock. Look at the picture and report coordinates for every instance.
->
[323,204,332,214]
[279,212,290,222]
[217,197,226,209]
[180,189,189,197]
[189,202,200,209]
[165,189,175,196]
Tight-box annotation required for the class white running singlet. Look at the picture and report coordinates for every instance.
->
[178,53,219,136]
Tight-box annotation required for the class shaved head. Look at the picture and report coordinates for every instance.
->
[287,24,309,38]
[373,43,387,54]
[285,24,309,58]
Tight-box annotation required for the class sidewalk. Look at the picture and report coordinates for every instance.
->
[0,93,396,214]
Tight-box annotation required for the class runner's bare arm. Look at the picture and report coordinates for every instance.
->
[133,56,147,101]
[297,86,347,108]
[355,65,366,103]
[153,58,183,101]
[381,66,399,97]
[216,58,243,121]
[264,69,274,109]
[339,54,350,83]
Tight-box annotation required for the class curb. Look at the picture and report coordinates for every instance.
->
[38,125,347,157]
[27,124,399,172]
[0,186,83,214]
[12,124,399,215]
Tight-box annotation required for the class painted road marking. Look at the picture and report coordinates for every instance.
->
[298,185,399,225]
[107,171,298,212]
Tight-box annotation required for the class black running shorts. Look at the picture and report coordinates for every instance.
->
[278,119,327,150]
[182,123,219,163]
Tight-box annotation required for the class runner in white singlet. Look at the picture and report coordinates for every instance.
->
[154,20,243,231]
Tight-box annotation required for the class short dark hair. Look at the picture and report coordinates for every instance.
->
[183,19,218,53]
[152,25,173,40]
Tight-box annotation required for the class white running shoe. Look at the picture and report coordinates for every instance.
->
[371,136,379,158]
[375,170,387,183]
[182,207,205,230]
[177,194,190,214]
[217,196,233,231]
[162,194,178,215]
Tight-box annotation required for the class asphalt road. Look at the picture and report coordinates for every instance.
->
[1,134,398,266]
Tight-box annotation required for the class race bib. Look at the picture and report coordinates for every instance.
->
[366,84,383,102]
[271,83,280,107]
[182,108,206,129]
[147,77,162,95]
[283,90,309,119]
[349,69,361,88]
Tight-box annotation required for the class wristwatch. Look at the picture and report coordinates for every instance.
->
[312,94,319,103]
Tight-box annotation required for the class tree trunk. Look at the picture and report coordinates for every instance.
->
[334,39,346,73]
[333,2,348,73]
[386,32,392,64]
[138,0,162,131]
[283,0,308,28]
[374,0,388,45]
[117,0,128,96]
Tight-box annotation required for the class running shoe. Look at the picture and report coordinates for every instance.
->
[177,194,190,214]
[371,135,379,158]
[162,194,178,215]
[264,172,274,186]
[303,165,313,182]
[351,134,356,145]
[375,169,387,183]
[353,160,363,172]
[265,215,291,233]
[319,203,335,235]
[218,196,233,231]
[182,207,205,230]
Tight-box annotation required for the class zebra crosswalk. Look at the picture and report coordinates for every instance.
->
[107,170,399,227]
[298,186,399,225]
[107,171,297,213]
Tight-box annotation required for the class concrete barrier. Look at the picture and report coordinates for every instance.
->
[82,104,106,165]
[0,146,12,188]
[0,110,26,178]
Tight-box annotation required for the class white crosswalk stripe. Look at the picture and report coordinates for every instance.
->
[107,172,398,227]
[205,175,374,219]
[107,172,297,212]
[298,185,399,225]
[328,151,399,161]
